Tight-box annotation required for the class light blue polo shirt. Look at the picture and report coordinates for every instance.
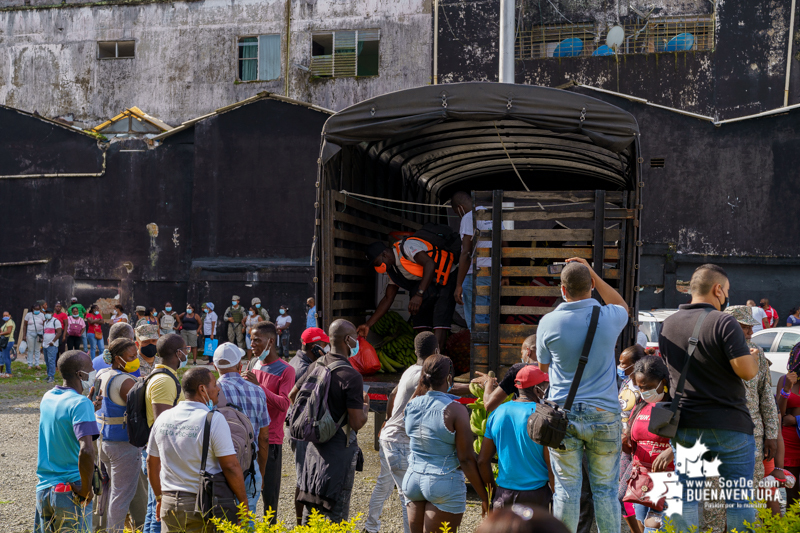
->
[537,298,628,413]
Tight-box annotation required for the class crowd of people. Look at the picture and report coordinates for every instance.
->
[0,296,319,380]
[30,259,800,533]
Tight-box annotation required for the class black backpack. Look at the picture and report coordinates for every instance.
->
[126,369,182,447]
[410,223,462,257]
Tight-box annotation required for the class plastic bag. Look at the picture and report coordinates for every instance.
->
[350,336,381,375]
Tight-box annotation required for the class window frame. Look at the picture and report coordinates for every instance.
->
[97,40,136,60]
[310,29,380,79]
[236,34,282,83]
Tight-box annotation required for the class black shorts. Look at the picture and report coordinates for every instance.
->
[411,271,458,330]
[492,484,553,511]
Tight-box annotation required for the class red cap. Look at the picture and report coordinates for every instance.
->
[301,327,330,344]
[514,365,549,388]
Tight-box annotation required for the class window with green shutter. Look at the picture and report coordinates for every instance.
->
[310,29,380,78]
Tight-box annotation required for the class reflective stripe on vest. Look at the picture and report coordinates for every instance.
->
[392,238,454,286]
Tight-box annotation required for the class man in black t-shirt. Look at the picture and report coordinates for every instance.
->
[473,334,541,413]
[290,319,369,524]
[659,264,759,533]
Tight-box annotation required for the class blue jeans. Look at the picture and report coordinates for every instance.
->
[85,335,104,359]
[141,449,161,533]
[1,340,14,374]
[634,503,664,533]
[462,273,490,329]
[35,485,93,533]
[549,404,622,533]
[44,346,58,380]
[668,428,756,533]
[246,468,262,521]
[81,332,87,353]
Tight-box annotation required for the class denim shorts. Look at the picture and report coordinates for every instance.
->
[402,470,466,514]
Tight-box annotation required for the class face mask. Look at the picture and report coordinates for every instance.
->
[140,344,157,358]
[112,311,117,316]
[232,301,238,307]
[256,304,261,309]
[187,309,193,314]
[45,314,52,320]
[258,346,270,362]
[2,317,8,321]
[279,309,286,315]
[72,313,78,317]
[616,366,628,380]
[347,336,360,358]
[374,263,387,274]
[324,345,331,354]
[152,312,158,317]
[165,307,172,312]
[81,370,96,396]
[447,378,453,393]
[249,311,255,316]
[178,349,188,369]
[202,389,215,411]
[720,296,729,311]
[33,310,41,315]
[120,356,141,374]
[641,387,665,404]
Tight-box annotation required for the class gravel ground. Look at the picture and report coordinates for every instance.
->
[0,372,485,533]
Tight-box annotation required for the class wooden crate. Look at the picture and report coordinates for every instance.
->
[321,191,421,329]
[470,190,639,375]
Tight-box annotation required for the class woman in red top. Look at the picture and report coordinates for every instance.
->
[623,356,674,533]
[777,343,800,506]
[85,304,104,358]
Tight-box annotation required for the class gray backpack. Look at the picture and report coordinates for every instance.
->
[216,392,256,477]
[286,358,350,445]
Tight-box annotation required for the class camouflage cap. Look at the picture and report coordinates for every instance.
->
[724,305,759,326]
[135,305,146,313]
[232,295,241,301]
[136,323,160,341]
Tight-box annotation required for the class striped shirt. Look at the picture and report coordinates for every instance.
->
[218,372,270,452]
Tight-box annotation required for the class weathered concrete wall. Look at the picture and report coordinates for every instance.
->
[0,0,431,126]
[439,0,798,120]
[0,97,325,346]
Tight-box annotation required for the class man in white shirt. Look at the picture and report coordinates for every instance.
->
[748,300,769,332]
[451,191,512,330]
[276,306,292,358]
[146,367,248,532]
[42,311,63,383]
[365,331,440,533]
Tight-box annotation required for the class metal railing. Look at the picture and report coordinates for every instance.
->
[515,16,715,59]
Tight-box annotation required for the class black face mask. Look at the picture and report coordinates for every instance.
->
[140,344,158,358]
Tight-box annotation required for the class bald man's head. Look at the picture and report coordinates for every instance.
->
[329,319,357,356]
[58,350,92,383]
[561,262,593,299]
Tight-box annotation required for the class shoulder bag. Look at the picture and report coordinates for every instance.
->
[527,305,600,450]
[648,308,712,438]
[196,411,240,523]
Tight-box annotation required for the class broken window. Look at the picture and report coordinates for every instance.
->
[238,35,281,82]
[310,29,380,78]
[97,41,135,59]
[515,15,714,59]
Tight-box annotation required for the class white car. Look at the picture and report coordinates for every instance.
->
[638,309,679,355]
[751,327,800,387]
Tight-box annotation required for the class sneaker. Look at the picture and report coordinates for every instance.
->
[46,377,55,383]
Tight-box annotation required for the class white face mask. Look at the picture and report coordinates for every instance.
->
[641,387,665,404]
[81,370,96,396]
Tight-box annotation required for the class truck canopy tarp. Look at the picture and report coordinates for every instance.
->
[320,83,640,195]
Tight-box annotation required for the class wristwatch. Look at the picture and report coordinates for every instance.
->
[416,289,424,296]
[155,494,162,502]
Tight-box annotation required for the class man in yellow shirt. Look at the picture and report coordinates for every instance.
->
[143,333,188,532]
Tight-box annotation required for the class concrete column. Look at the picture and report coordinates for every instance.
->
[499,0,514,83]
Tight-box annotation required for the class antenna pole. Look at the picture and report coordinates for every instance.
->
[499,0,514,83]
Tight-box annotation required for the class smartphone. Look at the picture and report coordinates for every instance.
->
[363,384,371,393]
[547,263,566,275]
